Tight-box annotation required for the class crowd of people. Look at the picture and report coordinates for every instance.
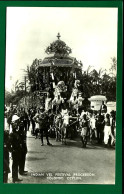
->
[4,99,116,183]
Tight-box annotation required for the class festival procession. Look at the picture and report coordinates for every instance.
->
[4,33,116,184]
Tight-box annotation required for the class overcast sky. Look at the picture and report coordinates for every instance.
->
[5,7,118,91]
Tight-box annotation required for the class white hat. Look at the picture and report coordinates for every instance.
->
[12,115,20,122]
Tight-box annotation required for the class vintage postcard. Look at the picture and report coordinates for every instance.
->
[4,7,118,184]
[0,3,122,193]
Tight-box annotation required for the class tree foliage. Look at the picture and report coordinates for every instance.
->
[5,90,26,105]
[10,48,117,107]
[109,57,117,76]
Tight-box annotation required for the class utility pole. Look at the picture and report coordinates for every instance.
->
[25,76,26,94]
[24,76,27,107]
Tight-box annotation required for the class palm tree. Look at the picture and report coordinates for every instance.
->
[109,57,117,77]
[81,70,93,97]
[22,62,38,92]
[14,80,19,91]
[101,73,111,96]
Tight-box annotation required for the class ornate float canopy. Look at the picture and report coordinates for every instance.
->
[38,33,82,69]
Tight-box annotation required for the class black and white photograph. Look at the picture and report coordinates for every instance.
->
[4,7,117,184]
